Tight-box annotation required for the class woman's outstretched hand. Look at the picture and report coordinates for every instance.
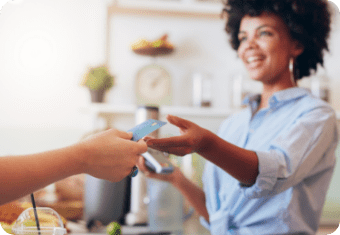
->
[145,115,212,156]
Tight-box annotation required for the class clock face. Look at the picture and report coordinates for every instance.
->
[135,64,172,105]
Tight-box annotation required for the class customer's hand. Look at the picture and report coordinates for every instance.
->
[136,157,183,186]
[145,115,211,156]
[77,128,147,182]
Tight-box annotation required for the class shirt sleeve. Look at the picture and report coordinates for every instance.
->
[241,106,338,198]
[199,216,211,230]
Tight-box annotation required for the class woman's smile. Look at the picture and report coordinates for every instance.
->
[245,54,266,69]
[247,56,265,64]
[237,13,300,87]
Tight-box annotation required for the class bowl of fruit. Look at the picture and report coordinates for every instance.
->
[131,34,174,56]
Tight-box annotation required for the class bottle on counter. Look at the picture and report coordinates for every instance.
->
[298,67,331,103]
[192,72,213,107]
[231,71,262,108]
[311,73,330,102]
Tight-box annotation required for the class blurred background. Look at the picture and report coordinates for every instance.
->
[0,0,339,233]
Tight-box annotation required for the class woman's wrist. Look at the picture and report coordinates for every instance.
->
[171,168,186,189]
[196,129,215,155]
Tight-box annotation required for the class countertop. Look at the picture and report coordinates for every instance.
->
[67,213,339,235]
[67,212,210,235]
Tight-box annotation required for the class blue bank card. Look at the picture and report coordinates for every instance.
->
[128,119,167,142]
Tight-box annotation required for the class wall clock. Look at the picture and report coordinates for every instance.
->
[135,64,172,106]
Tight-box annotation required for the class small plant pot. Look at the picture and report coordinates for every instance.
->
[90,89,105,103]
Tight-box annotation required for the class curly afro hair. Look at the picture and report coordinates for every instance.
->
[223,0,331,80]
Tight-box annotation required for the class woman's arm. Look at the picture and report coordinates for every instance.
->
[197,131,259,186]
[145,115,259,185]
[137,157,209,221]
[0,129,147,205]
[172,170,209,221]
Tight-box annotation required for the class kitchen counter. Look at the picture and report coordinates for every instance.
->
[68,212,210,235]
[67,214,339,235]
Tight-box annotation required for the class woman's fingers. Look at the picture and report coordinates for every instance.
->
[167,115,191,129]
[147,135,189,147]
[137,157,159,178]
[147,145,192,156]
[137,157,175,182]
[162,147,192,156]
[143,136,155,142]
[137,156,149,172]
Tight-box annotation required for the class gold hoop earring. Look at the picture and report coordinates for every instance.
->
[289,58,296,86]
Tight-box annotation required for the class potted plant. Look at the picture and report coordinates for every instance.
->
[81,65,114,103]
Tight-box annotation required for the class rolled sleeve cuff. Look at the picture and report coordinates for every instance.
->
[199,216,210,230]
[240,150,280,198]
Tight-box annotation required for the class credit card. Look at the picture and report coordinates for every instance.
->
[128,119,167,142]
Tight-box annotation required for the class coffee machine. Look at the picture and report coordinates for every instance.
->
[125,106,160,226]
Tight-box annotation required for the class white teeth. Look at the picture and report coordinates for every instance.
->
[247,56,263,63]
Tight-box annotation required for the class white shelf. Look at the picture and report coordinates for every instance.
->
[81,103,340,120]
[161,106,236,117]
[81,104,238,118]
[109,0,225,19]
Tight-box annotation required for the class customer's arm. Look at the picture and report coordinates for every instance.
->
[0,129,147,205]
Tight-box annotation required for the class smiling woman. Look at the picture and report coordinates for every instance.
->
[225,0,331,81]
[236,13,304,106]
[136,0,339,234]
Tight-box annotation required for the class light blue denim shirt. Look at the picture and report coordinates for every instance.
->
[200,87,338,235]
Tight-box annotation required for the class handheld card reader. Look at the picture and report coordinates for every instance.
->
[142,150,174,174]
[127,119,169,176]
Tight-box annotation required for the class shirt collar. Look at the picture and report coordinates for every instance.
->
[242,87,310,107]
[242,93,260,106]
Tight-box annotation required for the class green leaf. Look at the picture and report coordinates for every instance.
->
[82,66,114,91]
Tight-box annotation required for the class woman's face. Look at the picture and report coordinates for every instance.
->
[237,13,302,85]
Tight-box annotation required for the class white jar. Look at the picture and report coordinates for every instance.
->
[192,72,213,107]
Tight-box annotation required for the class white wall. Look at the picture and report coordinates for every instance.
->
[107,14,242,108]
[0,0,108,130]
[106,2,340,110]
[0,0,109,154]
[324,1,340,109]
